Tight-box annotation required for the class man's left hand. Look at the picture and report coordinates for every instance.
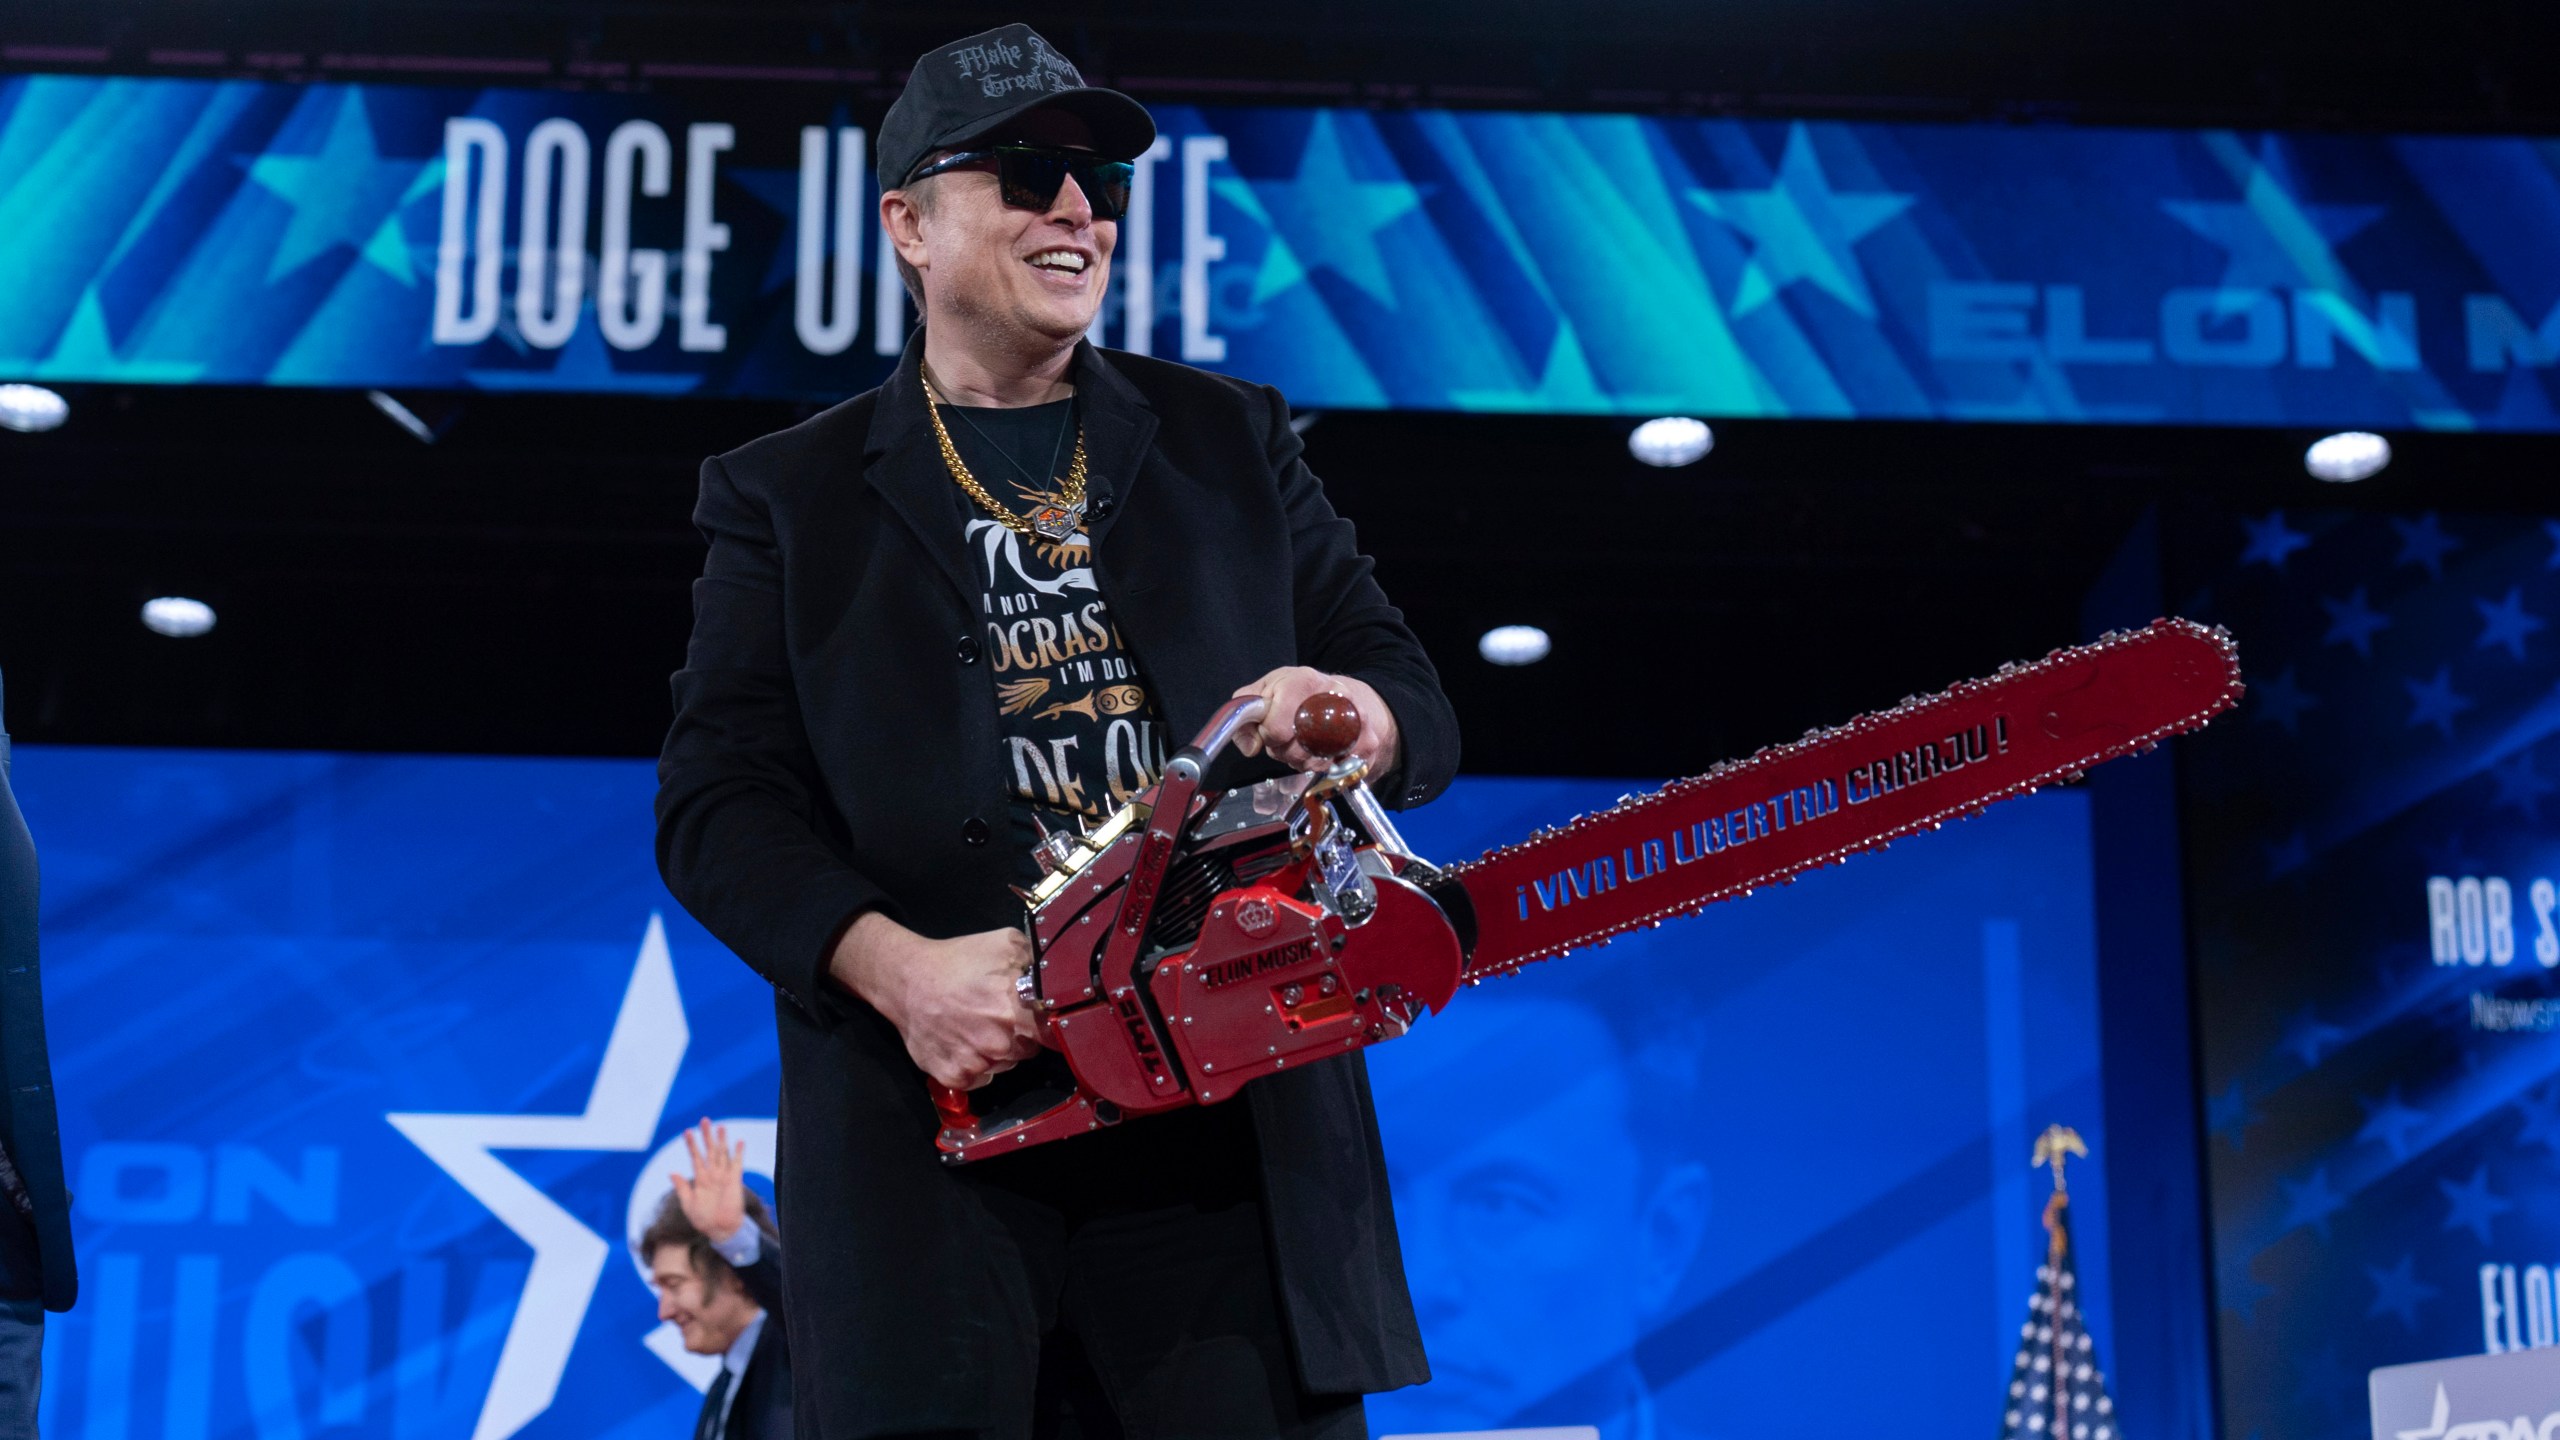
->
[1230,668,1401,778]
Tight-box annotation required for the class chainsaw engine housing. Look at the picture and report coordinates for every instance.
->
[932,759,1467,1164]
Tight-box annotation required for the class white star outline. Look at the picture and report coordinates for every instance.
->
[387,914,775,1440]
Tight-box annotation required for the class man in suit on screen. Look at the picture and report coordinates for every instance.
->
[1368,992,1713,1440]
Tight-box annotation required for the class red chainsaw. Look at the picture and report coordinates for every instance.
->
[929,617,2242,1162]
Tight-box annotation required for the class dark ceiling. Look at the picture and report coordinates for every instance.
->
[3,1,2557,777]
[6,0,2558,132]
[7,383,2555,777]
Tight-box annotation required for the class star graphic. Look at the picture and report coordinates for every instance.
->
[2253,667,2319,733]
[2321,587,2392,657]
[2514,1081,2560,1155]
[2440,1162,2512,1244]
[2208,1080,2261,1151]
[2492,751,2557,820]
[2477,587,2545,660]
[1689,124,1915,319]
[2267,830,2312,878]
[2355,1087,2428,1160]
[361,159,450,287]
[2160,136,2385,294]
[2280,1005,2346,1067]
[2366,1254,2440,1331]
[246,89,426,284]
[388,916,690,1440]
[2239,511,2311,571]
[2220,1246,2276,1326]
[2280,1166,2347,1237]
[1222,111,1424,307]
[2545,519,2560,571]
[1443,324,1677,413]
[2405,666,2474,739]
[2393,513,2461,580]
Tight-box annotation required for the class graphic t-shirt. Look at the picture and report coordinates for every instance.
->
[937,397,1172,873]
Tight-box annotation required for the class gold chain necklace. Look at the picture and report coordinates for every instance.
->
[919,372,1091,543]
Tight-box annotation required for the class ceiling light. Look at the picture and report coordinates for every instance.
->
[1629,416,1712,468]
[2305,431,2390,483]
[141,596,216,638]
[1478,625,1551,666]
[368,390,438,444]
[0,383,68,433]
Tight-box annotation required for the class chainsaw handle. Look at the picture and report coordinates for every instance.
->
[1180,695,1270,777]
[1178,692,1366,780]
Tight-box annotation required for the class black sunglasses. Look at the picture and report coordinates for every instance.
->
[903,145,1137,222]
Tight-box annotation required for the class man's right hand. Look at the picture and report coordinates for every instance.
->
[828,912,1042,1091]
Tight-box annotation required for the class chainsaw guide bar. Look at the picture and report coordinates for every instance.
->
[1449,617,2242,981]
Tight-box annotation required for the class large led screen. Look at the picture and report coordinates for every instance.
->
[4,70,2558,428]
[13,746,2109,1438]
[2177,504,2560,1435]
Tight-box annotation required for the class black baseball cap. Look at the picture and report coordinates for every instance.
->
[876,24,1157,192]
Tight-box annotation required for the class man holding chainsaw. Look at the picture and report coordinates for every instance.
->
[656,22,1454,1440]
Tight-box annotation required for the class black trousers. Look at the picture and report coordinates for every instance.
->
[917,1098,1368,1440]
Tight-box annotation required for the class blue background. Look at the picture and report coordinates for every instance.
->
[12,746,2111,1440]
[2173,503,2560,1434]
[3,70,2559,427]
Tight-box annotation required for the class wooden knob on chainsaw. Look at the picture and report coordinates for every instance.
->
[1295,691,1363,759]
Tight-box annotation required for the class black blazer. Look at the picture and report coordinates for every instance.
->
[0,675,75,1311]
[720,1241,792,1440]
[656,339,1451,1437]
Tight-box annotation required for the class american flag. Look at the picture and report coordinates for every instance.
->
[1998,1200,2121,1440]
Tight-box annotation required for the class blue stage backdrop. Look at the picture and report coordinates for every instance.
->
[2176,504,2560,1432]
[3,69,2559,427]
[14,746,2109,1440]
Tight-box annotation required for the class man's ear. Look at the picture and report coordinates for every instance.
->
[880,189,930,267]
[1635,1161,1712,1318]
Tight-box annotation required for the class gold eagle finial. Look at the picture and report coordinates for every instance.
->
[2033,1124,2088,1195]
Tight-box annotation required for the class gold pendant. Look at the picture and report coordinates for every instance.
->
[1028,501,1084,543]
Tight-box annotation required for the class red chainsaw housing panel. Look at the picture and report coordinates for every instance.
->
[1151,876,1464,1104]
[932,783,1470,1163]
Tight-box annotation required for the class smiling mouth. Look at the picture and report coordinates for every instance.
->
[1026,249,1090,278]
